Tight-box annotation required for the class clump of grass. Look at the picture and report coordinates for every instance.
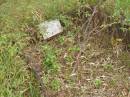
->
[109,79,116,87]
[68,45,80,52]
[94,79,102,89]
[64,54,74,63]
[42,44,60,73]
[58,36,65,45]
[58,15,73,28]
[103,64,113,71]
[50,79,61,91]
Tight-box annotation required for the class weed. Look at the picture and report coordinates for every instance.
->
[109,79,116,87]
[58,36,65,45]
[50,79,61,91]
[64,55,74,63]
[94,79,102,89]
[68,45,80,52]
[29,81,40,97]
[42,44,60,73]
[42,75,49,85]
[67,31,77,38]
[103,64,113,71]
[59,15,72,28]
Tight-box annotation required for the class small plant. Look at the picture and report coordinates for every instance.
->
[42,44,60,73]
[109,79,116,87]
[50,79,61,91]
[59,15,72,28]
[64,55,74,63]
[94,79,102,88]
[68,45,80,52]
[58,36,65,45]
[103,64,113,70]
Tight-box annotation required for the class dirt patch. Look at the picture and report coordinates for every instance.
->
[22,5,130,97]
[48,5,130,97]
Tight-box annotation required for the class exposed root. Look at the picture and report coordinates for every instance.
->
[23,46,47,97]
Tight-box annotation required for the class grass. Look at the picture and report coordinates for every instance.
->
[114,0,130,22]
[94,79,102,89]
[103,64,113,71]
[50,79,61,91]
[0,0,130,97]
[0,0,79,96]
[0,34,28,97]
[42,44,60,73]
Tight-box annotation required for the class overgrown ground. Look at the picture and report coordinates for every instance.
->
[0,0,130,97]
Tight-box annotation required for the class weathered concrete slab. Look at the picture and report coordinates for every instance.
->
[39,20,63,40]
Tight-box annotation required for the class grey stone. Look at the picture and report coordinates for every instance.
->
[39,20,63,40]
